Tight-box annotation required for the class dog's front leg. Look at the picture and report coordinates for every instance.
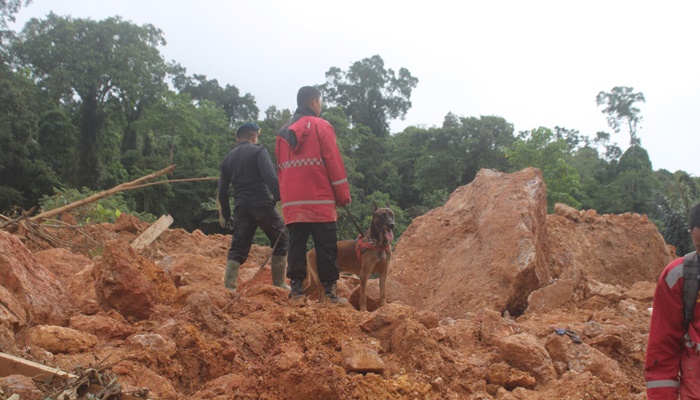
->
[378,252,390,308]
[359,268,370,312]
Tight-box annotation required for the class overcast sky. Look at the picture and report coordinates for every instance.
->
[11,0,700,175]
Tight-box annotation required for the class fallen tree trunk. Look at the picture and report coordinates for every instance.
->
[27,165,177,225]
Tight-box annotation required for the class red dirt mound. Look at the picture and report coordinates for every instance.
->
[0,167,673,399]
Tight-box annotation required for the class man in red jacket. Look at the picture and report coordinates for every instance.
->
[275,86,351,307]
[646,203,700,399]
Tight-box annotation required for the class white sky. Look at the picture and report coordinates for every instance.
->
[11,0,700,175]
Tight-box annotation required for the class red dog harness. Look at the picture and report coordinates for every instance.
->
[354,234,391,262]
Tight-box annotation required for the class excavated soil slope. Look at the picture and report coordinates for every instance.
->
[0,167,675,399]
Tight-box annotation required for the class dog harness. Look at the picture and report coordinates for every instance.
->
[354,234,391,262]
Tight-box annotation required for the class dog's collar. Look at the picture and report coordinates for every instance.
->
[364,231,390,248]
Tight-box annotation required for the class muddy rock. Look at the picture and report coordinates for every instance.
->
[545,333,627,384]
[68,312,136,340]
[112,360,178,400]
[114,213,148,233]
[0,374,43,400]
[0,231,72,325]
[348,278,423,311]
[65,263,100,314]
[93,239,177,320]
[392,168,550,318]
[525,279,577,314]
[23,325,97,354]
[547,212,673,287]
[497,333,557,385]
[0,285,27,330]
[341,342,385,373]
[33,247,91,283]
[554,202,580,221]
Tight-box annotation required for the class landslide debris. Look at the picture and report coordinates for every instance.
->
[0,168,672,399]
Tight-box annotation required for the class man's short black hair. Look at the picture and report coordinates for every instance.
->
[690,203,700,231]
[297,86,321,108]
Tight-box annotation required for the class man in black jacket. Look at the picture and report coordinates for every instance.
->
[218,122,289,292]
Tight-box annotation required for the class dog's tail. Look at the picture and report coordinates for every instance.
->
[304,250,322,300]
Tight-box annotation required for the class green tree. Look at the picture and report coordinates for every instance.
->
[37,109,77,184]
[320,55,418,137]
[568,145,607,210]
[506,127,581,210]
[13,13,167,188]
[596,86,646,146]
[413,114,514,201]
[387,126,432,212]
[592,131,622,162]
[0,0,30,52]
[132,91,230,230]
[649,170,697,255]
[172,70,259,127]
[600,145,657,214]
[0,62,61,211]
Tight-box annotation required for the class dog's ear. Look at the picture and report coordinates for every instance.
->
[371,202,378,212]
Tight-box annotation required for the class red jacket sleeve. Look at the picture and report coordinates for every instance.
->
[645,257,684,400]
[317,120,351,207]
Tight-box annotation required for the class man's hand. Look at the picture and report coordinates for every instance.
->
[224,216,234,231]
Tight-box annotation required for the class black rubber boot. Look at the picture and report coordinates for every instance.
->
[322,281,348,306]
[289,279,306,307]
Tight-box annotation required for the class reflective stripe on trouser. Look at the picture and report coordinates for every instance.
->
[682,346,700,399]
[646,379,680,389]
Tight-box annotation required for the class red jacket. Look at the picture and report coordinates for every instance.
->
[275,109,351,225]
[645,256,700,399]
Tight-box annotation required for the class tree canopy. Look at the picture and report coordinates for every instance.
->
[320,55,418,138]
[1,12,698,255]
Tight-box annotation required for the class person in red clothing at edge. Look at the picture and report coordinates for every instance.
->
[275,86,351,307]
[646,203,700,399]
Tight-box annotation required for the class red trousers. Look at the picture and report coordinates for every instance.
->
[682,348,700,399]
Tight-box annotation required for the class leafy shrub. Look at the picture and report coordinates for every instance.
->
[40,187,156,224]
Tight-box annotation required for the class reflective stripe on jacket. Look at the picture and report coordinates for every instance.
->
[275,114,350,224]
[645,256,700,400]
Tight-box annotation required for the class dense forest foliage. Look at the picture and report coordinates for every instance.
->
[1,6,698,254]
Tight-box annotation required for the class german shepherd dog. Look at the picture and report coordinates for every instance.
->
[305,205,395,311]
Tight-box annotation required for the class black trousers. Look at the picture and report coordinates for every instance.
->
[228,204,288,263]
[286,222,339,283]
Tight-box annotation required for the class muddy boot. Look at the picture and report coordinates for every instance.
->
[322,281,348,306]
[224,260,240,291]
[289,279,306,307]
[271,255,290,290]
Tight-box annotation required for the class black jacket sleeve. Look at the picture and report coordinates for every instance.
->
[257,147,280,202]
[218,167,232,221]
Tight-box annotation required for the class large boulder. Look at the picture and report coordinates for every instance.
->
[0,231,72,325]
[391,168,550,317]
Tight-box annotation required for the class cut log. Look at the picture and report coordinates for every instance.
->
[130,214,174,251]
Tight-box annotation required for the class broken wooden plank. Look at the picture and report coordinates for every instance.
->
[0,351,77,380]
[130,214,174,251]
